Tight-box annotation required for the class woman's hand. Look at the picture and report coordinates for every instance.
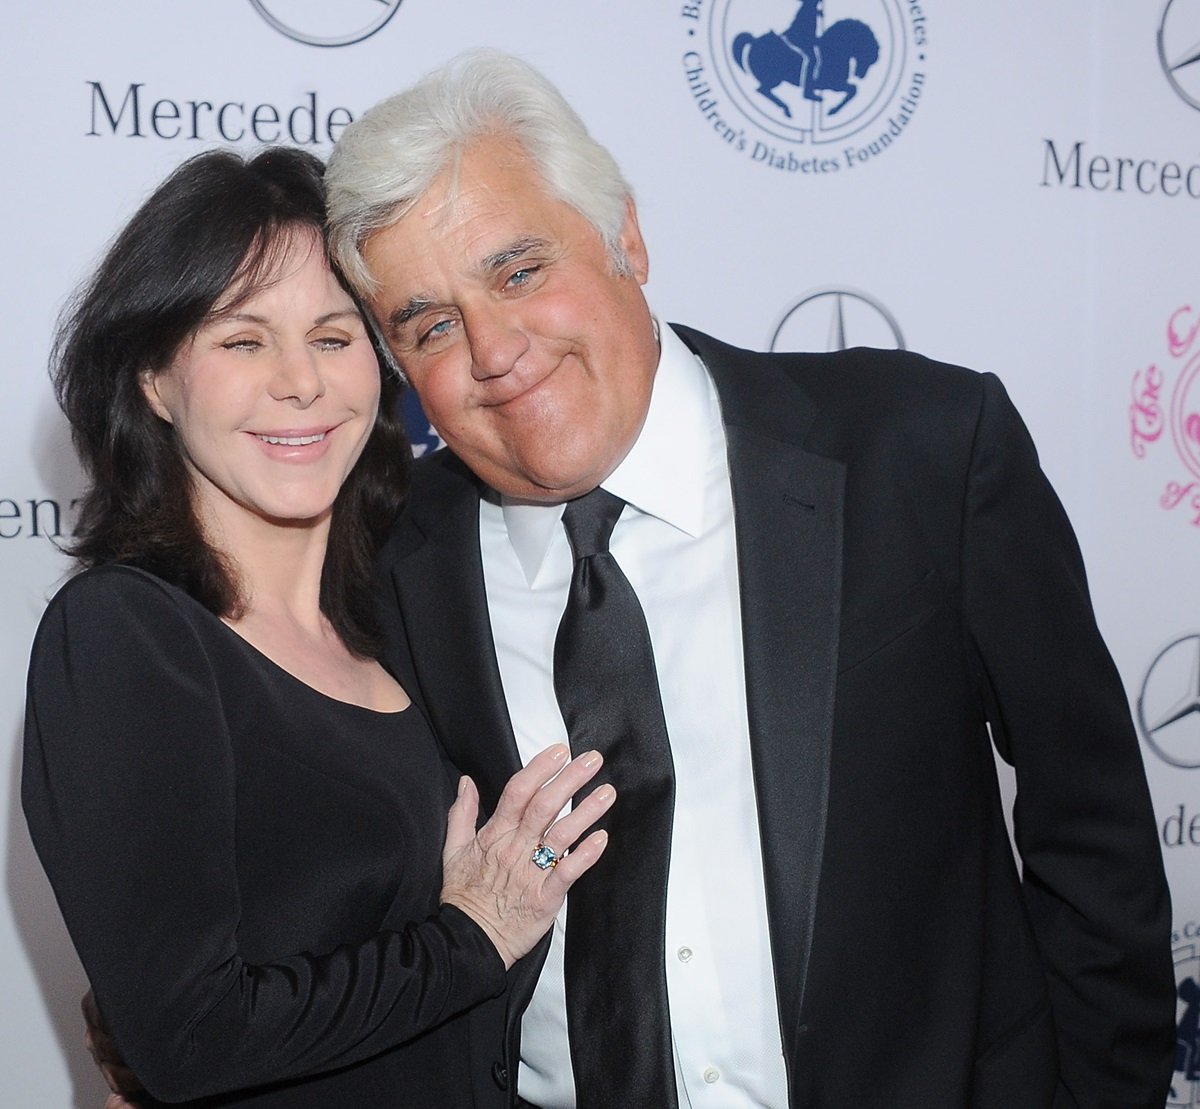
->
[81,989,145,1107]
[440,744,613,969]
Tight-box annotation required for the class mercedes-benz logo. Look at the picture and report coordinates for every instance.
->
[1138,634,1200,768]
[249,0,402,48]
[768,287,905,353]
[1159,0,1200,110]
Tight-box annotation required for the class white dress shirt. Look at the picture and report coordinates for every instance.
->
[478,320,789,1109]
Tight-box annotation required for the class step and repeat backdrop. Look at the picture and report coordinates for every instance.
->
[4,1,1199,1103]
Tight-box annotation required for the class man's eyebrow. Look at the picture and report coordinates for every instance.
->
[480,236,550,273]
[383,238,551,334]
[387,297,437,332]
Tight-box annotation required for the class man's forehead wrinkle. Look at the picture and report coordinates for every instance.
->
[419,174,506,260]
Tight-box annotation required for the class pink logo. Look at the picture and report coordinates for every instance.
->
[1130,306,1200,525]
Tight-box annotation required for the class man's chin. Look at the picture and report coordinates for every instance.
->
[482,466,610,506]
[458,432,631,504]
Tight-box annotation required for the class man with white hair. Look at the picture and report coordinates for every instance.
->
[314,50,1175,1109]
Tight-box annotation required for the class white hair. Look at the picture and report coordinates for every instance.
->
[325,49,634,294]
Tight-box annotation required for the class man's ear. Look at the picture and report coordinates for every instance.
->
[139,369,172,424]
[618,196,650,286]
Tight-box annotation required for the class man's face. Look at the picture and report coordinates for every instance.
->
[362,134,659,503]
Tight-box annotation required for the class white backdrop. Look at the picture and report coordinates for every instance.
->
[4,2,1199,1103]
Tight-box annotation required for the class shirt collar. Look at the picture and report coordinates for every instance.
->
[499,318,714,584]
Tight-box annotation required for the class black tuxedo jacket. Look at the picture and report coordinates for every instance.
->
[378,326,1174,1108]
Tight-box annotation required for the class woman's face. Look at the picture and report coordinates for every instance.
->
[142,230,381,542]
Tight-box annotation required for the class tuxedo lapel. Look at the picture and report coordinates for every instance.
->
[386,453,521,807]
[674,325,843,1054]
[388,452,554,1059]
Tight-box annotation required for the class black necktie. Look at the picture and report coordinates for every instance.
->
[553,487,678,1109]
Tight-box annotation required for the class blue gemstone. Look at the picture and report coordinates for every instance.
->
[531,844,557,870]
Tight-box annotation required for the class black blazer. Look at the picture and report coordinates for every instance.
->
[378,326,1175,1109]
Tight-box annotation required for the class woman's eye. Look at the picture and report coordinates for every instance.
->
[221,338,261,352]
[312,336,351,351]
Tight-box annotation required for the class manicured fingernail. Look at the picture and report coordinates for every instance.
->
[595,784,616,804]
[458,776,468,796]
[550,744,569,761]
[581,750,602,768]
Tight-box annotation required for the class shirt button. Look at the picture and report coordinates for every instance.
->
[677,945,694,962]
[703,1067,720,1084]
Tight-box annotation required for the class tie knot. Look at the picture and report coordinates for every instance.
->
[561,487,626,560]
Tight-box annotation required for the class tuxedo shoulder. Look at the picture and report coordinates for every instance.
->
[789,346,980,390]
[785,347,1000,423]
[792,351,1020,478]
[671,323,992,414]
[383,448,478,558]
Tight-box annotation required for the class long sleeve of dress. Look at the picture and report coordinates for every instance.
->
[22,567,506,1104]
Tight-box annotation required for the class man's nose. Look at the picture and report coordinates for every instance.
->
[465,303,529,380]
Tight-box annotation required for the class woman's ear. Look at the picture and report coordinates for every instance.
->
[139,369,172,424]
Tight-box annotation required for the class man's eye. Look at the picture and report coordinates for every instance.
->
[420,319,454,345]
[507,266,538,288]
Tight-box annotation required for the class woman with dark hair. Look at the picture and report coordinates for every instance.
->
[22,147,613,1107]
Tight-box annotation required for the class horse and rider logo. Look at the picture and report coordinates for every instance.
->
[1173,942,1200,1107]
[732,1,881,119]
[682,0,927,169]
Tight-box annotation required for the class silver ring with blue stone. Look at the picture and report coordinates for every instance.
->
[531,841,558,870]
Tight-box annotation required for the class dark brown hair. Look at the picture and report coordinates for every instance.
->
[52,147,409,657]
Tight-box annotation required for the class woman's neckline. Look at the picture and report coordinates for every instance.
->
[221,621,413,717]
[107,564,413,717]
